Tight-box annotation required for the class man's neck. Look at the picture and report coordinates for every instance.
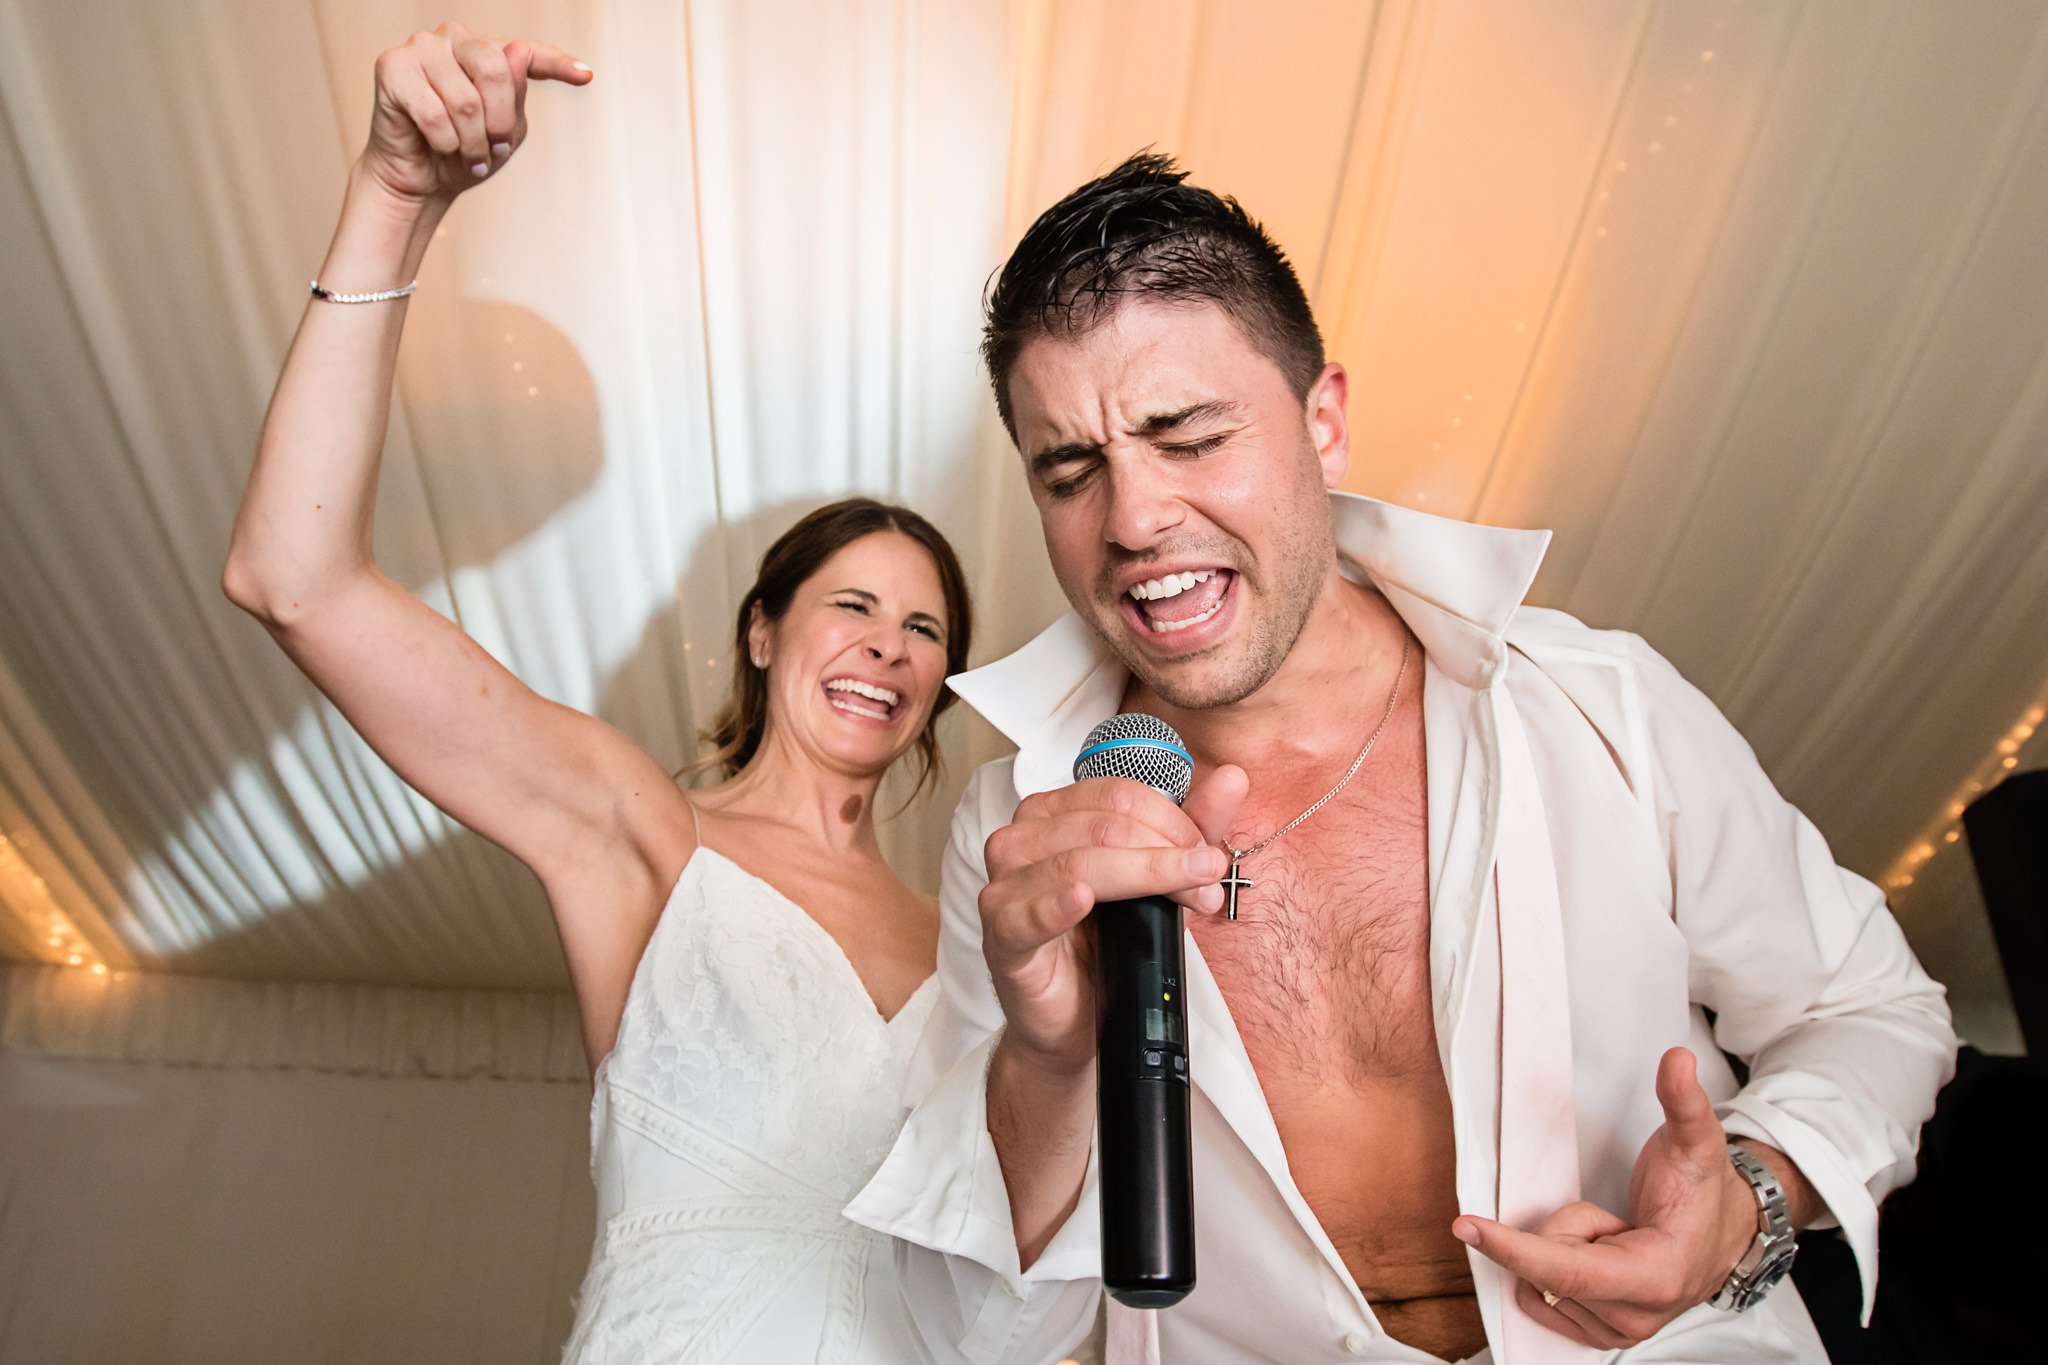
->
[1128,569,1411,786]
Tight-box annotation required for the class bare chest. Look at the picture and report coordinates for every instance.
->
[1193,782,1436,1087]
[1189,719,1477,1337]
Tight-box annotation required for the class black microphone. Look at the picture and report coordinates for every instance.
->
[1072,714,1196,1309]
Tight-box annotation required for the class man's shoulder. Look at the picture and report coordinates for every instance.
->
[1502,606,1697,808]
[1505,604,1650,666]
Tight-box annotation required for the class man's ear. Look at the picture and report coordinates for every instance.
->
[1306,362,1351,489]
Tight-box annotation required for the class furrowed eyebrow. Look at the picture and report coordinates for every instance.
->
[1029,441,1101,477]
[1027,402,1240,474]
[830,588,880,603]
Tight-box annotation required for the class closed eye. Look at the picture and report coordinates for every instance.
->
[1160,434,1227,458]
[1045,469,1095,498]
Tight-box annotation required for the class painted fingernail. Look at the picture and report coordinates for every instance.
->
[572,60,592,72]
[471,161,490,178]
[491,141,511,158]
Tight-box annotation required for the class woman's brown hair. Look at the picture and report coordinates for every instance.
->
[695,499,973,794]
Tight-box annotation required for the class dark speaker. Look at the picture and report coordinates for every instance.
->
[1962,769,2048,1054]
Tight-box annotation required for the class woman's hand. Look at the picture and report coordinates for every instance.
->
[361,21,592,208]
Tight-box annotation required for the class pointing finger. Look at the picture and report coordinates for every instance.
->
[520,39,595,84]
[1451,1215,1652,1304]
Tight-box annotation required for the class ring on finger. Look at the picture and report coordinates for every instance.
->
[1540,1289,1561,1308]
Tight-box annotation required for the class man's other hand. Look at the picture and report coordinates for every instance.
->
[1451,1047,1804,1349]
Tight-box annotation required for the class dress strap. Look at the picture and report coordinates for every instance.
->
[683,795,704,847]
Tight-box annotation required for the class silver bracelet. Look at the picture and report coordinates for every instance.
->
[308,278,418,304]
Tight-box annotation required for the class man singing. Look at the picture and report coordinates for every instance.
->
[846,154,1953,1363]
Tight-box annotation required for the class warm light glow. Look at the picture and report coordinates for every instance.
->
[65,953,81,965]
[90,962,106,976]
[1883,681,2048,895]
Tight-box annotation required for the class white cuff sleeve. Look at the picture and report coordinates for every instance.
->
[845,1032,1102,1363]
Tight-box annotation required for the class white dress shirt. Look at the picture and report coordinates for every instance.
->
[845,492,1955,1364]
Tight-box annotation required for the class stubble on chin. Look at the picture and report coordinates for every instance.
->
[1093,505,1334,713]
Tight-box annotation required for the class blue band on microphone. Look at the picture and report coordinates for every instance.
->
[1075,737,1193,768]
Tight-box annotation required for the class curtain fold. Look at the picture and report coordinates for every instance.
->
[0,0,2040,1047]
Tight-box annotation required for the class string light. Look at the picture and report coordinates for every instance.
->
[0,831,107,972]
[1883,687,2048,891]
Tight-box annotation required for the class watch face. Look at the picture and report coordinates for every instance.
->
[1753,1239,1798,1290]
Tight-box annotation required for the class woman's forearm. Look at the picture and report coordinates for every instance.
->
[224,168,449,625]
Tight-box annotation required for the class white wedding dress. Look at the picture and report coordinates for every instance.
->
[561,838,938,1364]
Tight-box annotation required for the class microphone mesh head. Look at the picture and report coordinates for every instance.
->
[1073,713,1194,805]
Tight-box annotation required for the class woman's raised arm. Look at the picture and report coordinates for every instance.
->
[225,24,686,1061]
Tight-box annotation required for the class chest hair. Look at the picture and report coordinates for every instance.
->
[1191,717,1436,1087]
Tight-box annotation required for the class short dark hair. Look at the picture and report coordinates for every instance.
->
[981,151,1325,438]
[696,498,972,795]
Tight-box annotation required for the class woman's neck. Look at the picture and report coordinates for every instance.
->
[696,737,889,857]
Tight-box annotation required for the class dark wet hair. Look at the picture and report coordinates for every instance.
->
[981,150,1325,437]
[697,498,972,794]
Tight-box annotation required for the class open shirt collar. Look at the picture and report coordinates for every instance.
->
[949,491,1550,799]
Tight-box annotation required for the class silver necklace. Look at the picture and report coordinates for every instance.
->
[1219,634,1411,921]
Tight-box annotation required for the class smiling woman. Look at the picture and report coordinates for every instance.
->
[695,498,973,797]
[218,22,976,1362]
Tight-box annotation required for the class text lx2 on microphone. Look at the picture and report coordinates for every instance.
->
[1072,714,1197,1309]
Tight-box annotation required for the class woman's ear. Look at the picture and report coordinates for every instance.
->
[745,603,771,670]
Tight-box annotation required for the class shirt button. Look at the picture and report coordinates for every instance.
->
[1341,1330,1371,1355]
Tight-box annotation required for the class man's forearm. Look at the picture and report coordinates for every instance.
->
[987,1033,1096,1269]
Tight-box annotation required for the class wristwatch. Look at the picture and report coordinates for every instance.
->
[1710,1142,1799,1312]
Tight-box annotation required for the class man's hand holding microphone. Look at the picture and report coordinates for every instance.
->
[977,724,1246,1282]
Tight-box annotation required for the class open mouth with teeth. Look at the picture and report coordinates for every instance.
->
[823,677,903,722]
[1124,568,1234,637]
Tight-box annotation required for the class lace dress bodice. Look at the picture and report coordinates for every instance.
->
[562,846,938,1364]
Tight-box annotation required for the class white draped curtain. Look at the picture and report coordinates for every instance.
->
[7,0,2047,1024]
[4,0,2044,1017]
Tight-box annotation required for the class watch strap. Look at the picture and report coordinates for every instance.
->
[1710,1142,1798,1312]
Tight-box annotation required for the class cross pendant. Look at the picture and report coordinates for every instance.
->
[1220,858,1254,921]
